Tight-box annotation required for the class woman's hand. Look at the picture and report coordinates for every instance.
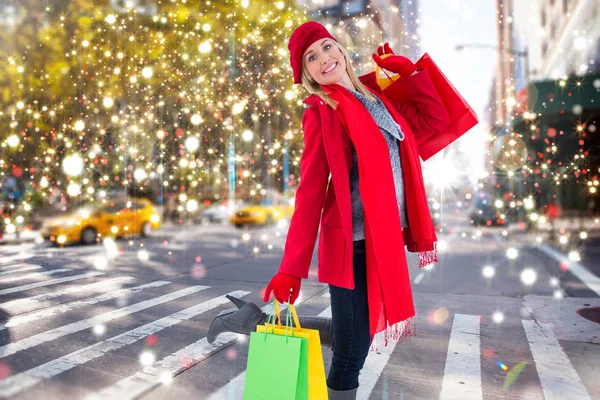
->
[372,42,417,78]
[263,272,301,304]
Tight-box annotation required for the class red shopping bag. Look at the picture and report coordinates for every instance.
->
[380,53,479,161]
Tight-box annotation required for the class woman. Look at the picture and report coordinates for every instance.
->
[208,21,449,399]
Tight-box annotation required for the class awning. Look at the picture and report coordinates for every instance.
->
[527,73,600,114]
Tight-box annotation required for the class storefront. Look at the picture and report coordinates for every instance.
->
[495,73,600,217]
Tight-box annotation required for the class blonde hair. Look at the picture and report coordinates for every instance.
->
[300,41,376,109]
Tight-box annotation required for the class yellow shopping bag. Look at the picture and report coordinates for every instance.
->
[257,301,328,400]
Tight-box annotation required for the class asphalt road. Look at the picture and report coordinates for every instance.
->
[0,212,598,400]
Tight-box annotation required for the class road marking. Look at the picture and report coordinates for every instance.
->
[522,319,591,400]
[0,290,250,398]
[316,305,400,398]
[208,303,293,400]
[0,281,172,331]
[0,285,209,358]
[209,370,247,400]
[413,271,425,284]
[0,268,72,284]
[0,265,41,276]
[537,243,600,296]
[0,253,34,264]
[358,332,399,398]
[0,276,134,314]
[318,306,331,318]
[322,292,330,298]
[440,314,482,400]
[86,332,240,400]
[0,263,39,271]
[0,271,105,296]
[0,243,35,254]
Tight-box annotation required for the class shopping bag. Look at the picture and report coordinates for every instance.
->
[244,304,309,400]
[257,302,328,399]
[375,54,401,90]
[377,52,479,161]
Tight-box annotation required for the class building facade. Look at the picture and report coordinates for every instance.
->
[492,0,600,216]
[296,0,421,74]
[513,0,600,80]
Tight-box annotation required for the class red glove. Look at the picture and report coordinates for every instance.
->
[372,42,417,78]
[263,272,301,304]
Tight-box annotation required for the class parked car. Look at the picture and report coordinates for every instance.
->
[469,206,510,227]
[230,200,294,228]
[41,198,161,245]
[203,203,234,223]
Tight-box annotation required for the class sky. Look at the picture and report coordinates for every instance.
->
[419,0,498,178]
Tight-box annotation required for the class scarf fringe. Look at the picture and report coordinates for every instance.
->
[418,241,438,268]
[370,317,417,353]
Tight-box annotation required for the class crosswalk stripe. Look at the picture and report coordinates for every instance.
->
[0,276,134,314]
[96,301,287,400]
[322,292,330,298]
[0,290,250,398]
[0,253,34,264]
[0,265,42,276]
[86,333,240,400]
[440,314,482,400]
[0,268,72,284]
[522,319,591,400]
[0,271,104,296]
[358,335,398,399]
[0,281,172,331]
[0,285,209,358]
[210,302,403,400]
[538,243,600,296]
[0,243,33,254]
[413,271,425,284]
[207,302,292,400]
[316,304,399,398]
[209,370,247,400]
[0,263,39,271]
[317,306,331,318]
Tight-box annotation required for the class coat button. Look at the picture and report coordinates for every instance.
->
[320,101,324,105]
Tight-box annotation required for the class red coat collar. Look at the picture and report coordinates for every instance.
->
[303,93,321,107]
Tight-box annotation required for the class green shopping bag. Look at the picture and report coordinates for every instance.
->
[257,301,328,399]
[244,302,309,400]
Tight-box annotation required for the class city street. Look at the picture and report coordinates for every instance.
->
[0,209,598,400]
[0,0,599,398]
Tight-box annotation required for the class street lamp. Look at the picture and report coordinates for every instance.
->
[455,43,529,84]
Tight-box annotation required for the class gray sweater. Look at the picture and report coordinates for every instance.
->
[348,88,408,241]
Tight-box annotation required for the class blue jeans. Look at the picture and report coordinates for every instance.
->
[327,239,371,391]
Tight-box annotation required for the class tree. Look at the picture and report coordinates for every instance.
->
[0,0,307,209]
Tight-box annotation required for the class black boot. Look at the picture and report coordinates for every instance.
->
[207,299,267,344]
[207,295,334,348]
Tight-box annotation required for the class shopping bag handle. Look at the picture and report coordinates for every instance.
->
[274,298,301,329]
[263,299,295,344]
[262,308,277,341]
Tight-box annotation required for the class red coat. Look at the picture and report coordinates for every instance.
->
[279,70,450,289]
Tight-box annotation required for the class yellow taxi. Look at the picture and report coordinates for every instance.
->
[41,198,161,245]
[230,201,294,228]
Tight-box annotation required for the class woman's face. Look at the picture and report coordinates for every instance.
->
[303,39,349,87]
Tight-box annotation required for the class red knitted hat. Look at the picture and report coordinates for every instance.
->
[288,21,337,84]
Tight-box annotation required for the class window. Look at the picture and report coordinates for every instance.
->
[542,42,548,56]
[563,0,569,13]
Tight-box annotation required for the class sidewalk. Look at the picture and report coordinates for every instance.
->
[511,218,600,298]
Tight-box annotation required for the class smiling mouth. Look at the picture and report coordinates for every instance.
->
[323,62,338,75]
